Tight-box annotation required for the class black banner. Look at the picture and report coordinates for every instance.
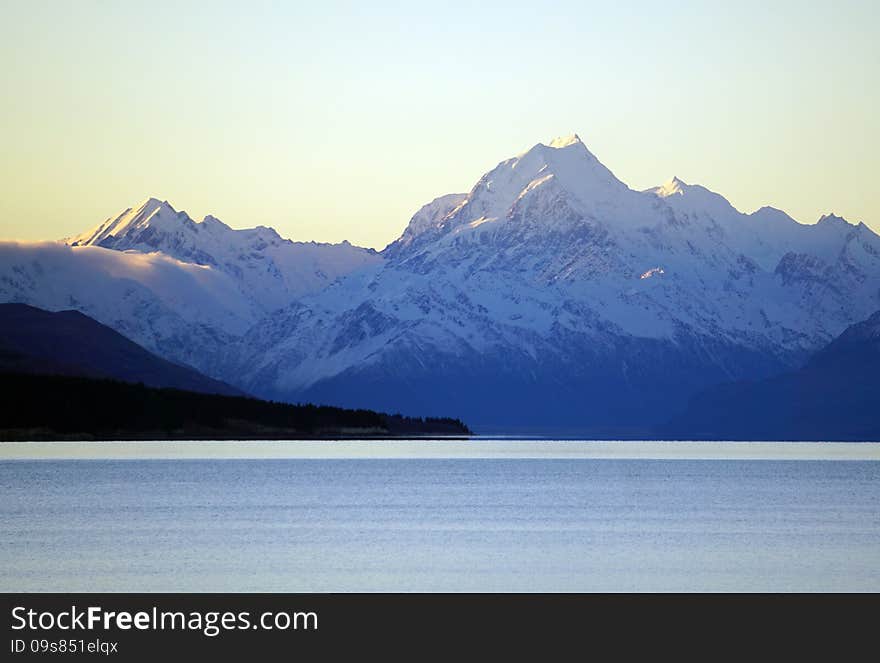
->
[1,594,876,660]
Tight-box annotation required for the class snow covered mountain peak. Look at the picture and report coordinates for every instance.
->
[69,197,181,247]
[547,133,584,149]
[645,176,740,221]
[646,176,716,202]
[64,197,383,311]
[138,196,171,214]
[201,214,230,229]
[385,134,646,259]
[388,134,801,265]
[817,213,850,226]
[69,197,290,250]
[517,132,610,176]
[652,176,688,197]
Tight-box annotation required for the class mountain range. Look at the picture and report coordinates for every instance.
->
[2,133,878,434]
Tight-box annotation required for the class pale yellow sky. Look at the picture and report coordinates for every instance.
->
[1,1,878,249]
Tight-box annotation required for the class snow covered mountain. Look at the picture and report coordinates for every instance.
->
[1,199,379,374]
[218,134,880,431]
[0,240,252,372]
[68,197,381,311]
[2,133,879,432]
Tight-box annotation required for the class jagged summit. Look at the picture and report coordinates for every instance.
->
[519,133,605,169]
[818,213,849,226]
[69,196,288,249]
[391,132,862,260]
[69,196,302,250]
[201,214,230,229]
[645,176,742,221]
[547,133,584,149]
[68,197,180,247]
[386,134,639,256]
[516,134,589,157]
[63,196,382,310]
[650,176,688,198]
[137,197,172,214]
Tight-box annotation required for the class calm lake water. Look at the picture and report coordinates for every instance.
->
[1,441,879,592]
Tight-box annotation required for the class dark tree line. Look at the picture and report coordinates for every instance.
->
[0,372,470,439]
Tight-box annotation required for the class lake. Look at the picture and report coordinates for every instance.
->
[1,441,879,592]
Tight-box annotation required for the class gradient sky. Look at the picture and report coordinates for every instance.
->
[1,0,878,249]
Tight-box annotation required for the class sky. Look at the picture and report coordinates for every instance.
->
[1,0,878,249]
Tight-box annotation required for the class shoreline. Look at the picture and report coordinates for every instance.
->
[2,439,879,461]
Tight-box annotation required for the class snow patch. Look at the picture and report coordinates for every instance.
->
[640,267,665,280]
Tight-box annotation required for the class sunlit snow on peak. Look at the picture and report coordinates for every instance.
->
[547,133,584,149]
[653,177,688,198]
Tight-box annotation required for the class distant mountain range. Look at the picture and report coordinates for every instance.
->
[2,133,879,435]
